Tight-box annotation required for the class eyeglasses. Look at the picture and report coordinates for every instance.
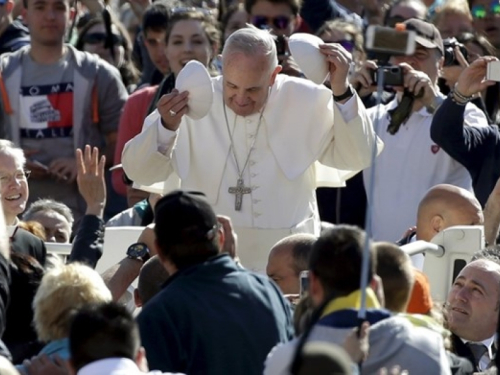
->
[82,32,123,46]
[0,170,31,185]
[251,15,291,30]
[471,2,500,18]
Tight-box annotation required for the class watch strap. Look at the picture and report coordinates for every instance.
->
[333,85,354,101]
[126,242,151,263]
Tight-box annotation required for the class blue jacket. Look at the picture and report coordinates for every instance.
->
[138,254,294,375]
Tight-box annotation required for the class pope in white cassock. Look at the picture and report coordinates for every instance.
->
[122,27,382,271]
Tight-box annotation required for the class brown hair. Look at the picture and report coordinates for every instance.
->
[75,15,140,88]
[18,221,46,241]
[374,241,415,313]
[244,0,301,16]
[165,8,221,50]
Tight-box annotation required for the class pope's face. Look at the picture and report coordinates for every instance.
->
[222,52,280,117]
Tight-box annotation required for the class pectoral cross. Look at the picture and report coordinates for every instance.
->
[228,178,252,211]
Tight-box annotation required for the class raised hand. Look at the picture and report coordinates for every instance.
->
[399,63,439,107]
[76,145,106,217]
[217,215,238,260]
[350,60,379,97]
[456,56,498,97]
[319,43,353,97]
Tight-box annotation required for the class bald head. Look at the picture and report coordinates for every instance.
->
[416,184,483,242]
[266,234,316,294]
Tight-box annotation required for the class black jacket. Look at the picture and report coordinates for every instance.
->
[0,19,30,56]
[431,96,500,207]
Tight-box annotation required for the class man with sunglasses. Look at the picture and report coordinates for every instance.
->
[245,0,304,77]
[0,0,128,225]
[468,0,500,49]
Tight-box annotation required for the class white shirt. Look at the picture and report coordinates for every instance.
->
[462,336,496,371]
[77,358,185,375]
[363,96,487,242]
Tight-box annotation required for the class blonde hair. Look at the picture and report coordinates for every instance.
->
[432,0,472,24]
[33,262,112,342]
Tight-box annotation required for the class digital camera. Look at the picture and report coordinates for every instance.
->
[370,66,404,86]
[443,37,469,67]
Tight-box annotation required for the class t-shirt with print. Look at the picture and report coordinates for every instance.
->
[19,50,84,220]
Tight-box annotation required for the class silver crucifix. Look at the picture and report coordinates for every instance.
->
[228,178,252,211]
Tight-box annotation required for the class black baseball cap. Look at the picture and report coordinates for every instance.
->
[154,190,219,247]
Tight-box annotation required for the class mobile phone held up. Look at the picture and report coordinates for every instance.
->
[486,61,500,82]
[300,270,309,297]
[365,25,416,56]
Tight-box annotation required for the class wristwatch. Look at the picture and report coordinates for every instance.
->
[333,85,354,102]
[126,242,151,263]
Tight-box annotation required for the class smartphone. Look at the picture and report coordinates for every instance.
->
[486,61,500,82]
[299,270,309,297]
[365,25,416,56]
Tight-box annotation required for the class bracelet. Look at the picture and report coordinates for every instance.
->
[449,91,469,106]
[452,83,474,103]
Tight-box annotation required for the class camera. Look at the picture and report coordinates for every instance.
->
[274,34,287,56]
[443,38,469,67]
[370,65,404,86]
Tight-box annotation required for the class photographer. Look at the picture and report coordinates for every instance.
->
[431,56,500,208]
[439,32,500,125]
[351,18,489,242]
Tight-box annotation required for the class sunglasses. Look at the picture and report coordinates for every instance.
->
[471,2,500,18]
[82,32,123,46]
[336,40,355,52]
[251,15,291,30]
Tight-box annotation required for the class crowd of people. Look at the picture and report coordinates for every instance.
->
[1,0,500,373]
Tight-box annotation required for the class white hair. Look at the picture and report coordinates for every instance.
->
[222,25,278,70]
[0,140,26,167]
